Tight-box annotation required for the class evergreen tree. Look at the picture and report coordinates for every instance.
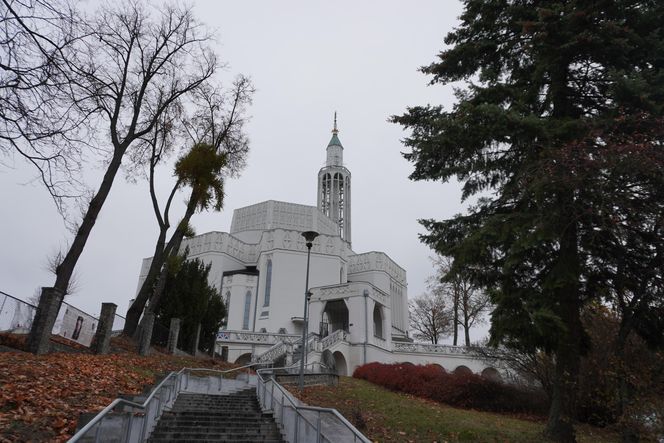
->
[156,257,226,353]
[393,2,664,441]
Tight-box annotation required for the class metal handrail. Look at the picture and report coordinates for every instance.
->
[256,364,370,443]
[68,362,268,443]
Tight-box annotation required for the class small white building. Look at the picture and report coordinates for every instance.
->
[136,117,500,378]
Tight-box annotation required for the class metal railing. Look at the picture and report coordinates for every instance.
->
[256,364,370,443]
[68,363,266,443]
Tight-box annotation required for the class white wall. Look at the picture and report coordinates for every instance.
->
[221,274,258,331]
[256,249,343,335]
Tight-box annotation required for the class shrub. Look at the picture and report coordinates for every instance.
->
[353,362,547,415]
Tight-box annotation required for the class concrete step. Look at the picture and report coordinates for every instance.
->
[164,411,271,419]
[149,390,284,443]
[150,431,282,440]
[155,423,279,432]
[150,439,283,443]
[159,415,274,426]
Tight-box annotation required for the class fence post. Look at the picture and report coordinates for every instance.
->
[92,303,117,354]
[139,313,155,356]
[167,318,181,354]
[27,287,64,354]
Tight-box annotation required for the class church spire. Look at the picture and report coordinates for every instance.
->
[318,113,351,245]
[327,112,343,150]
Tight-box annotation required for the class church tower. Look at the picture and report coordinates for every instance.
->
[317,113,351,245]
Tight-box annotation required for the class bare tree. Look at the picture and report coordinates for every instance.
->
[27,1,218,353]
[430,255,491,346]
[0,0,88,209]
[409,290,452,344]
[123,78,253,337]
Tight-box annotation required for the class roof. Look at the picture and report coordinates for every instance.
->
[328,133,343,148]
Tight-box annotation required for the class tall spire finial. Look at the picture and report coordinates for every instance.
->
[332,111,338,135]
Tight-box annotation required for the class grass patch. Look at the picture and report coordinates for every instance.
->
[296,377,619,442]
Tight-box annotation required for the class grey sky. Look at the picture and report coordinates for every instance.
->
[0,0,488,343]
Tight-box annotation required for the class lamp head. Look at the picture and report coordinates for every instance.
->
[301,230,319,248]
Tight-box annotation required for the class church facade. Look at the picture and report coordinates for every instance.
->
[136,117,500,378]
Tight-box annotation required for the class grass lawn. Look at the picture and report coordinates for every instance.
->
[296,377,619,442]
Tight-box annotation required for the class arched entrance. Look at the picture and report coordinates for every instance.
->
[321,300,349,337]
[332,351,348,376]
[453,365,472,375]
[481,367,502,382]
[234,353,252,365]
[321,350,336,372]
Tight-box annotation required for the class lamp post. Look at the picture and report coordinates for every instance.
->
[298,230,319,390]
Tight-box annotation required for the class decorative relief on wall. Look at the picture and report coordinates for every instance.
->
[181,232,256,264]
[392,342,473,355]
[348,251,407,283]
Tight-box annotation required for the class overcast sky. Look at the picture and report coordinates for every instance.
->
[0,0,488,343]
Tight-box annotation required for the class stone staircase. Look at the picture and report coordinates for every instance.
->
[148,389,284,442]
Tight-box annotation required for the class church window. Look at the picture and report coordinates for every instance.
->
[242,291,252,330]
[264,259,272,306]
[373,304,384,339]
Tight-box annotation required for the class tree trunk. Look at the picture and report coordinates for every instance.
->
[545,219,582,443]
[123,229,167,336]
[139,188,199,328]
[54,149,125,292]
[453,284,459,346]
[464,311,471,347]
[615,328,639,443]
[27,147,127,352]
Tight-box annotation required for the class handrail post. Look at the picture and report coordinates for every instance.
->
[93,416,102,443]
[294,412,299,442]
[124,412,134,442]
[140,402,149,442]
[317,410,322,443]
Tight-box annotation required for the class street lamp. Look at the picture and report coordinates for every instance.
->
[298,230,319,390]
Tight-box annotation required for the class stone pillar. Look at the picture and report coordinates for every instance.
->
[139,312,154,356]
[92,303,117,355]
[167,318,181,354]
[191,323,202,355]
[27,287,64,355]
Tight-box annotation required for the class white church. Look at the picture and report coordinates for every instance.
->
[137,117,499,378]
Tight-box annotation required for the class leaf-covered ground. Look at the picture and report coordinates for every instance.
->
[0,339,233,443]
[296,377,620,443]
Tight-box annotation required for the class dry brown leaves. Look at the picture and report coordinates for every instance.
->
[0,348,233,442]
